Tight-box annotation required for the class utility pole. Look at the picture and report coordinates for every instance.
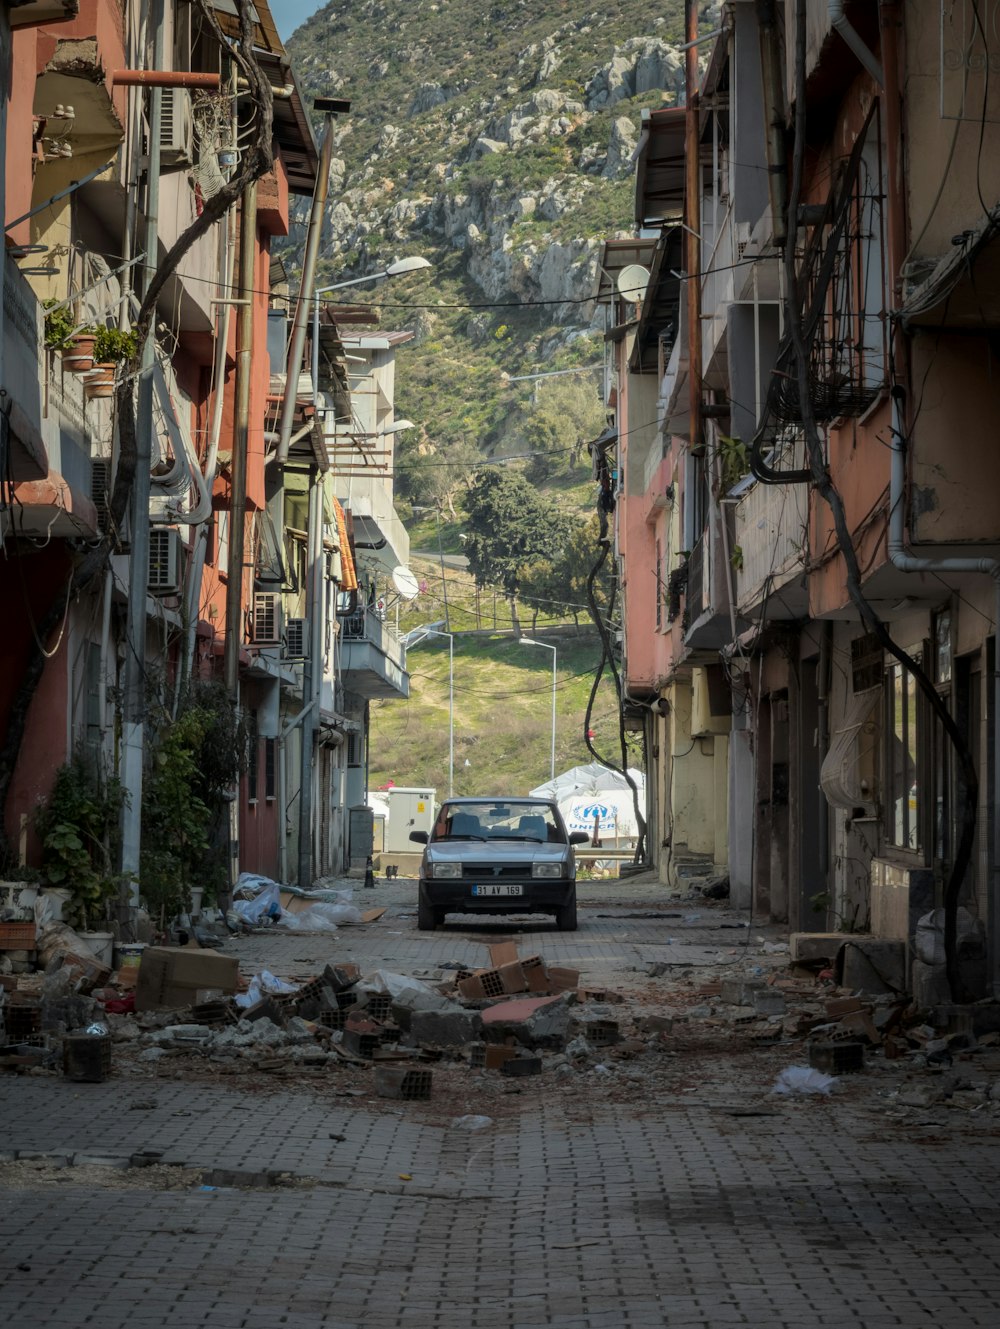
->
[120,0,164,911]
[684,0,702,455]
[436,506,450,632]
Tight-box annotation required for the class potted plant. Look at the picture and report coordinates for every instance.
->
[63,325,99,374]
[42,301,76,353]
[85,326,137,400]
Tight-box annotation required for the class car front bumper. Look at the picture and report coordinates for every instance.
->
[420,879,575,913]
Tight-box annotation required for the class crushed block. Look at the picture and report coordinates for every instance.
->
[410,1006,483,1048]
[522,957,548,993]
[809,1040,865,1074]
[547,967,579,993]
[839,939,906,995]
[498,961,528,994]
[481,994,570,1049]
[375,1066,433,1100]
[457,974,486,1000]
[488,942,519,968]
[323,963,361,993]
[500,1056,542,1077]
[485,1044,519,1069]
[789,932,855,965]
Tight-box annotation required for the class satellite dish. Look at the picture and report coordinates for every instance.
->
[616,264,650,302]
[392,565,420,600]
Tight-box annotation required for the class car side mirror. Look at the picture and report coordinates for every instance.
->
[409,830,429,844]
[569,832,589,845]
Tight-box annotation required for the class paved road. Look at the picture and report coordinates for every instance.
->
[1,885,999,1328]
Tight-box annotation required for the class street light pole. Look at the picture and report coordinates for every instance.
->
[404,625,454,798]
[521,638,557,782]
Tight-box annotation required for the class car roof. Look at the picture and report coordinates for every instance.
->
[441,796,555,806]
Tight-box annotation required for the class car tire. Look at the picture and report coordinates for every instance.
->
[555,896,577,931]
[417,890,437,931]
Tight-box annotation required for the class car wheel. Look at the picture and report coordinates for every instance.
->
[555,897,577,932]
[417,890,437,931]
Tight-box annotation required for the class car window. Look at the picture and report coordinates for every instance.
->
[432,802,564,843]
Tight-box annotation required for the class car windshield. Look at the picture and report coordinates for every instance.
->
[432,802,563,843]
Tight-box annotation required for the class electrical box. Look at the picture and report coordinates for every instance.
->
[148,527,181,595]
[252,592,280,645]
[384,787,436,854]
[285,617,309,659]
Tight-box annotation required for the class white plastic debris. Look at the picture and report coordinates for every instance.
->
[451,1115,493,1130]
[773,1065,838,1096]
[234,969,299,1008]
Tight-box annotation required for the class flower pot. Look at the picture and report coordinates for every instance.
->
[84,363,116,400]
[78,930,114,967]
[63,334,96,374]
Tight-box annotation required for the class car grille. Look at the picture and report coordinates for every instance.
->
[460,861,529,880]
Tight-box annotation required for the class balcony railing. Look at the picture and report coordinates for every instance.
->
[734,441,809,614]
[338,606,408,700]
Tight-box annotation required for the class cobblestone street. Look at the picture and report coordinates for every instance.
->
[3,882,1000,1328]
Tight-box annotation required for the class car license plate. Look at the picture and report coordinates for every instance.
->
[471,884,523,897]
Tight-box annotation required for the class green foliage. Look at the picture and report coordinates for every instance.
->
[520,374,604,485]
[36,759,127,929]
[463,469,569,600]
[93,325,138,363]
[519,514,611,625]
[140,685,248,922]
[716,434,750,491]
[42,301,77,351]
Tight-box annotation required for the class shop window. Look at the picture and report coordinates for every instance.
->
[884,656,921,852]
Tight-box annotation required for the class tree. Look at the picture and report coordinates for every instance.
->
[462,469,569,632]
[519,514,611,627]
[521,375,604,485]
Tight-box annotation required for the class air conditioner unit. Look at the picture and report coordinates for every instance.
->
[148,527,182,595]
[252,592,281,646]
[160,88,194,167]
[90,458,111,535]
[284,617,309,660]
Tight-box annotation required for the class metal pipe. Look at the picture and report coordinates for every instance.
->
[223,179,257,696]
[4,161,112,233]
[817,621,832,881]
[756,0,788,247]
[297,471,323,886]
[829,0,884,88]
[112,69,221,87]
[685,0,702,455]
[120,0,165,905]
[274,118,334,466]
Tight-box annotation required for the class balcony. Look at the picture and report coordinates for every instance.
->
[733,440,809,619]
[683,509,738,651]
[338,606,409,700]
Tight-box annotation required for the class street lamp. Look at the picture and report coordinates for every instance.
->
[312,257,432,400]
[521,638,557,782]
[403,623,454,798]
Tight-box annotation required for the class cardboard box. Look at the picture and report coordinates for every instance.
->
[135,946,240,1011]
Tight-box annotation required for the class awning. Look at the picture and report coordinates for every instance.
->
[2,469,98,539]
[628,225,684,374]
[332,498,358,591]
[594,237,658,304]
[634,107,686,227]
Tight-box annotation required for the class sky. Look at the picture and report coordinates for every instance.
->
[275,0,325,41]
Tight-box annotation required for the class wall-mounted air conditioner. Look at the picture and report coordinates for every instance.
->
[284,617,309,660]
[160,88,194,167]
[148,527,182,595]
[252,592,281,646]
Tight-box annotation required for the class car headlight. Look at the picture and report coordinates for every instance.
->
[429,862,462,879]
[532,862,564,879]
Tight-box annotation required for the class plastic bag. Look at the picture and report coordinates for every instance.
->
[230,875,282,925]
[234,969,299,1008]
[276,901,363,932]
[773,1065,838,1096]
[357,969,435,1000]
[914,907,984,967]
[452,1115,493,1130]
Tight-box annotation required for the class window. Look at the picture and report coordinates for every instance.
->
[884,655,921,852]
[264,739,276,800]
[247,710,259,802]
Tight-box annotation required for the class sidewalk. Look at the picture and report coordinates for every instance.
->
[2,883,1000,1327]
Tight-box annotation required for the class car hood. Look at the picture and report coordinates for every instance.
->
[424,841,571,863]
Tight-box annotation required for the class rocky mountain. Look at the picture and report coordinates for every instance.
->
[286,1,711,510]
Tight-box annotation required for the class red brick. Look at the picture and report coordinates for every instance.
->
[481,994,564,1026]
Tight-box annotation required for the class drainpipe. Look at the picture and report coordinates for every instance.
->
[274,121,333,467]
[829,0,885,88]
[684,0,702,458]
[297,470,324,887]
[756,0,788,248]
[120,0,164,907]
[817,621,832,883]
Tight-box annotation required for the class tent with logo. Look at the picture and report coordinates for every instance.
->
[529,761,645,803]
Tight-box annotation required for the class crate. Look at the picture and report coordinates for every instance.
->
[375,1066,433,1101]
[63,1033,112,1083]
[809,1039,865,1075]
[0,921,36,951]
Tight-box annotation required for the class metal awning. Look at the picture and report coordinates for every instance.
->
[595,238,657,304]
[629,226,684,374]
[634,107,686,227]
